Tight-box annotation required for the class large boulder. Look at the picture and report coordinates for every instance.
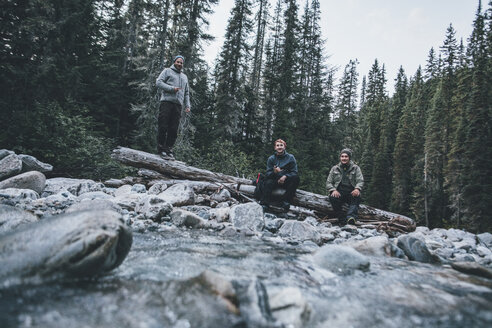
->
[170,209,207,228]
[0,171,46,194]
[0,188,39,204]
[313,245,370,274]
[397,234,439,263]
[0,154,23,181]
[0,149,14,161]
[135,195,173,222]
[158,183,195,207]
[229,202,264,232]
[0,205,38,234]
[477,232,492,249]
[18,154,53,173]
[344,235,398,257]
[278,220,321,245]
[0,210,132,282]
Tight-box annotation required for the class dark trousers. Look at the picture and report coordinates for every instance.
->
[329,190,361,220]
[158,101,181,153]
[262,175,300,204]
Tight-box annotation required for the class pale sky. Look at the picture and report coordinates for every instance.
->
[203,0,479,95]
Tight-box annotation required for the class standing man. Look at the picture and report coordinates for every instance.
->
[261,139,300,210]
[156,55,191,159]
[326,149,364,226]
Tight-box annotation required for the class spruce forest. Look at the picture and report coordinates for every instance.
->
[1,0,491,232]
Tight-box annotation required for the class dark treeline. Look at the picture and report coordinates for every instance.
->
[1,0,491,232]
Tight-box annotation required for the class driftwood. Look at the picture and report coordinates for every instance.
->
[111,147,416,233]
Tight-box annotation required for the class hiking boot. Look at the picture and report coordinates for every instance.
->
[167,152,175,160]
[281,201,290,211]
[346,217,356,225]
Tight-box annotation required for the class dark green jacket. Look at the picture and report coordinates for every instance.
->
[266,151,298,178]
[326,161,364,193]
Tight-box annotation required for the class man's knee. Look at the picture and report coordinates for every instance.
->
[286,175,300,187]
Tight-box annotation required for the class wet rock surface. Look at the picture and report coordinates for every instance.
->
[0,153,491,327]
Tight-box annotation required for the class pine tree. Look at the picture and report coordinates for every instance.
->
[392,68,423,217]
[335,59,359,147]
[213,0,253,140]
[272,0,299,141]
[460,1,492,231]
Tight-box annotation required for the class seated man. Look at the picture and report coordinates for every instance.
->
[261,139,300,210]
[326,148,364,225]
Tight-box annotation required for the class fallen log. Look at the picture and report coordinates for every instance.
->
[111,147,251,185]
[111,147,416,233]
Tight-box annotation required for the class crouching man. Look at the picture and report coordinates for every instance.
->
[326,148,364,225]
[261,139,300,211]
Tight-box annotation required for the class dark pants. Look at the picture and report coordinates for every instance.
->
[158,101,181,153]
[329,190,361,221]
[262,175,300,204]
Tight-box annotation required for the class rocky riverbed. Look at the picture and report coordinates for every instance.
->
[1,150,492,327]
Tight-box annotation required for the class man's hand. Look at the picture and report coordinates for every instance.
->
[273,166,281,174]
[278,175,287,184]
[174,87,181,93]
[351,188,360,197]
[185,107,190,113]
[331,190,341,198]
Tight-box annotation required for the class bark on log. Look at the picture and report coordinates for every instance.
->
[111,147,251,185]
[111,147,416,232]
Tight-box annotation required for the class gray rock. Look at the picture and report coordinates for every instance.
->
[451,261,492,279]
[170,209,207,228]
[0,154,23,181]
[229,202,264,232]
[453,239,476,252]
[39,192,76,210]
[135,195,173,222]
[0,188,39,203]
[158,183,195,206]
[0,210,132,282]
[477,232,492,248]
[132,219,160,233]
[210,189,231,202]
[209,207,230,222]
[265,218,284,233]
[344,236,395,257]
[148,182,168,195]
[0,205,38,234]
[0,149,14,161]
[0,171,46,194]
[278,220,321,245]
[42,178,104,197]
[114,185,132,198]
[131,184,146,193]
[77,191,113,201]
[112,192,143,211]
[220,225,238,237]
[477,245,492,257]
[303,216,319,227]
[453,253,476,262]
[18,154,53,173]
[415,226,430,233]
[397,234,438,263]
[66,199,122,214]
[269,287,311,328]
[313,245,370,274]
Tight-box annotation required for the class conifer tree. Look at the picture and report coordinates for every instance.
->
[459,1,492,231]
[213,0,253,140]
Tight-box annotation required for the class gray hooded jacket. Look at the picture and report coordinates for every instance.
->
[156,65,191,109]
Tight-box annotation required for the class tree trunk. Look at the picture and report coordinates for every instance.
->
[111,146,416,233]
